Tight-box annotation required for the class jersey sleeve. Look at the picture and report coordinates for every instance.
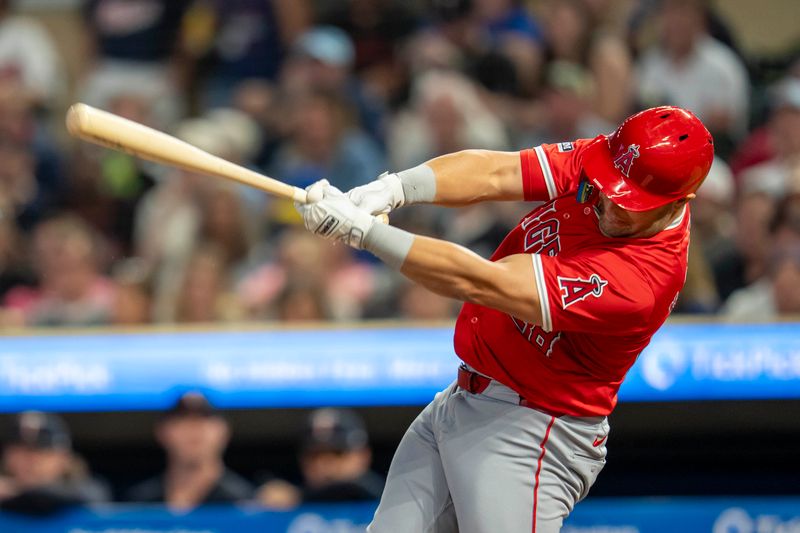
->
[530,249,655,335]
[519,141,585,202]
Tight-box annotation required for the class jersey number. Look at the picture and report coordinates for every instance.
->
[511,317,561,357]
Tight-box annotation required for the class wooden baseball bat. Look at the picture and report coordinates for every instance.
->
[66,102,389,226]
[67,103,310,203]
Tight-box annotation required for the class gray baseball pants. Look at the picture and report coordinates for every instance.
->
[368,375,609,532]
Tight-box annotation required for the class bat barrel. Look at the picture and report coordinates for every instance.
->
[65,103,388,223]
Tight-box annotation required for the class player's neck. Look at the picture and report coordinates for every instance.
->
[634,204,687,239]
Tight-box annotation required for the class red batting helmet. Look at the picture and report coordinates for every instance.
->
[581,106,714,212]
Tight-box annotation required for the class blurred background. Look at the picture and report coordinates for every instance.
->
[0,0,798,531]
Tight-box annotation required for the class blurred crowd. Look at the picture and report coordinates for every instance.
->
[0,0,799,326]
[0,394,383,514]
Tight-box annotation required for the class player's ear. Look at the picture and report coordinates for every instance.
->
[674,194,695,208]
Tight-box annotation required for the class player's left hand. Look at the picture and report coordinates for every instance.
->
[346,172,405,216]
[295,180,377,249]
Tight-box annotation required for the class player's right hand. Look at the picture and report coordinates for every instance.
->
[346,172,405,216]
[296,180,377,249]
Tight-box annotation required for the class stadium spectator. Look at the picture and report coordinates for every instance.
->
[388,70,509,170]
[771,180,800,315]
[64,95,157,255]
[236,227,384,321]
[230,80,284,170]
[133,116,259,321]
[80,0,191,127]
[281,25,387,145]
[319,0,419,104]
[0,195,33,309]
[712,189,777,304]
[721,244,800,322]
[236,229,325,319]
[322,241,385,320]
[173,243,244,323]
[126,392,253,510]
[471,0,544,98]
[515,60,613,148]
[0,0,66,109]
[722,187,800,319]
[398,282,456,320]
[0,411,109,515]
[677,158,737,312]
[0,79,66,232]
[258,408,383,508]
[268,88,384,193]
[636,0,749,149]
[83,0,190,64]
[274,278,330,321]
[187,0,311,108]
[0,0,792,331]
[738,78,800,199]
[403,0,542,132]
[2,214,114,326]
[443,199,527,261]
[110,258,153,325]
[691,157,737,268]
[539,0,633,123]
[473,0,543,47]
[196,185,261,273]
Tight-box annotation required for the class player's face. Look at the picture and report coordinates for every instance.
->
[157,415,230,465]
[2,445,71,488]
[594,193,687,238]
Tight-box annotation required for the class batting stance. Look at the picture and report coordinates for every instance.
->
[296,106,714,532]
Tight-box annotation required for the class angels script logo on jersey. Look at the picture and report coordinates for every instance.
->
[558,274,608,308]
[613,144,640,177]
[521,202,560,256]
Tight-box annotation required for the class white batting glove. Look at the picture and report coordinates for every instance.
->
[346,172,405,216]
[296,180,377,249]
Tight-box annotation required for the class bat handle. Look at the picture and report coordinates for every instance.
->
[293,186,390,225]
[292,186,309,204]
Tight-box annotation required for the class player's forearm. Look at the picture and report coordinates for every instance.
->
[402,236,498,303]
[363,224,541,323]
[407,149,524,206]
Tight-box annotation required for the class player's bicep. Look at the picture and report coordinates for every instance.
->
[431,149,526,203]
[476,254,543,326]
[488,150,527,201]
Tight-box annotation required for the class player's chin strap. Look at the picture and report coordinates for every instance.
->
[576,175,597,204]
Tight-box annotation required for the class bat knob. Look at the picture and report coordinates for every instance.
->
[305,180,328,203]
[66,103,90,137]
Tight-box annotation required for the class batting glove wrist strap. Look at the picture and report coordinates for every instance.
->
[363,222,414,270]
[397,164,436,205]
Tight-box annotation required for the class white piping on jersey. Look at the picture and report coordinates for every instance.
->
[534,146,557,200]
[664,205,687,230]
[531,254,553,332]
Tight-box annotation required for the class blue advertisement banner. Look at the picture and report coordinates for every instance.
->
[0,497,798,533]
[0,322,798,412]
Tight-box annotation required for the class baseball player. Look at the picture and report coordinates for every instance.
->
[296,106,714,532]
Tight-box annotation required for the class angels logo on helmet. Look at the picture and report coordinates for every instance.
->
[612,144,640,178]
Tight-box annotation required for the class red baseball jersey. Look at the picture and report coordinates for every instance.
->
[454,139,690,417]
